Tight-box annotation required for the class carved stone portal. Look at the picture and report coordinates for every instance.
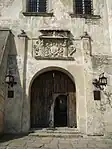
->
[33,30,76,60]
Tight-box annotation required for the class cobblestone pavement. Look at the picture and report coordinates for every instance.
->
[0,135,112,149]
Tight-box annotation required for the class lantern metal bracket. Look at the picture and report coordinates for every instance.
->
[92,73,107,90]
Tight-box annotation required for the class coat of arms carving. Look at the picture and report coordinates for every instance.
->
[32,30,76,60]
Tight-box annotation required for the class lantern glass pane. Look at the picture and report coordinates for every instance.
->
[100,84,104,90]
[5,76,10,83]
[99,77,107,85]
[10,76,14,82]
[99,78,102,84]
[102,79,105,84]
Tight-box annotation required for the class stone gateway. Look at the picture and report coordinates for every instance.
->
[0,0,112,137]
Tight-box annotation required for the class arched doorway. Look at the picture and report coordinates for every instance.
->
[30,70,76,128]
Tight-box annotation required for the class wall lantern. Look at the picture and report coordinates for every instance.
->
[5,74,17,87]
[92,73,107,90]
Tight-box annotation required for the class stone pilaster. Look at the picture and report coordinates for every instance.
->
[18,31,28,132]
[81,32,92,57]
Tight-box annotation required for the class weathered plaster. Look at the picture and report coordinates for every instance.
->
[0,0,112,136]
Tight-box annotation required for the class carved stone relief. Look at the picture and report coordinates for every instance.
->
[32,30,77,59]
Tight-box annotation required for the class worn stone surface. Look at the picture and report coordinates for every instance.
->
[0,135,112,149]
[0,30,11,134]
[0,0,112,136]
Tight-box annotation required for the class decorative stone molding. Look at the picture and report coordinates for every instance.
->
[32,30,76,60]
[81,32,92,56]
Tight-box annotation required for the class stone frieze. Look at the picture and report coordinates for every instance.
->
[32,30,76,60]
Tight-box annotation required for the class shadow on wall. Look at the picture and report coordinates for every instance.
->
[0,134,27,143]
[0,30,11,135]
[4,31,28,134]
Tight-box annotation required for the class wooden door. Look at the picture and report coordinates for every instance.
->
[68,92,77,127]
[30,70,76,128]
[31,71,53,128]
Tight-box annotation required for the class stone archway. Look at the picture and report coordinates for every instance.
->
[30,69,76,128]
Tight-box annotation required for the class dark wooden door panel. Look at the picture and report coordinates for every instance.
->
[31,70,76,128]
[68,92,76,127]
[31,72,53,128]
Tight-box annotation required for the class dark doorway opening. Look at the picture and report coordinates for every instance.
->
[54,95,67,127]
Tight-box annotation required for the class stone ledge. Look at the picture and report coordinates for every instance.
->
[69,13,101,19]
[0,28,11,31]
[29,128,83,138]
[23,12,54,17]
[29,133,83,138]
[40,29,70,32]
[34,56,75,61]
[39,36,69,39]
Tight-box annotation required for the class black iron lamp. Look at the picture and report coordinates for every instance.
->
[5,74,17,87]
[93,73,107,90]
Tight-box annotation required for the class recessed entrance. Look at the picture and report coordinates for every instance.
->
[30,69,76,128]
[54,95,67,127]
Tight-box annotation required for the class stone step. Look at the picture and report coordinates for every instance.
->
[29,128,83,138]
[29,132,83,138]
[29,128,80,133]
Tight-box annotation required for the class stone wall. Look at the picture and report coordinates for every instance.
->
[0,30,10,134]
[0,0,112,135]
[92,56,112,134]
[106,0,112,52]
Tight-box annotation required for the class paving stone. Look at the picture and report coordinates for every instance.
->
[72,142,88,148]
[0,147,6,149]
[27,142,44,148]
[8,140,26,147]
[59,142,73,149]
[0,135,112,149]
